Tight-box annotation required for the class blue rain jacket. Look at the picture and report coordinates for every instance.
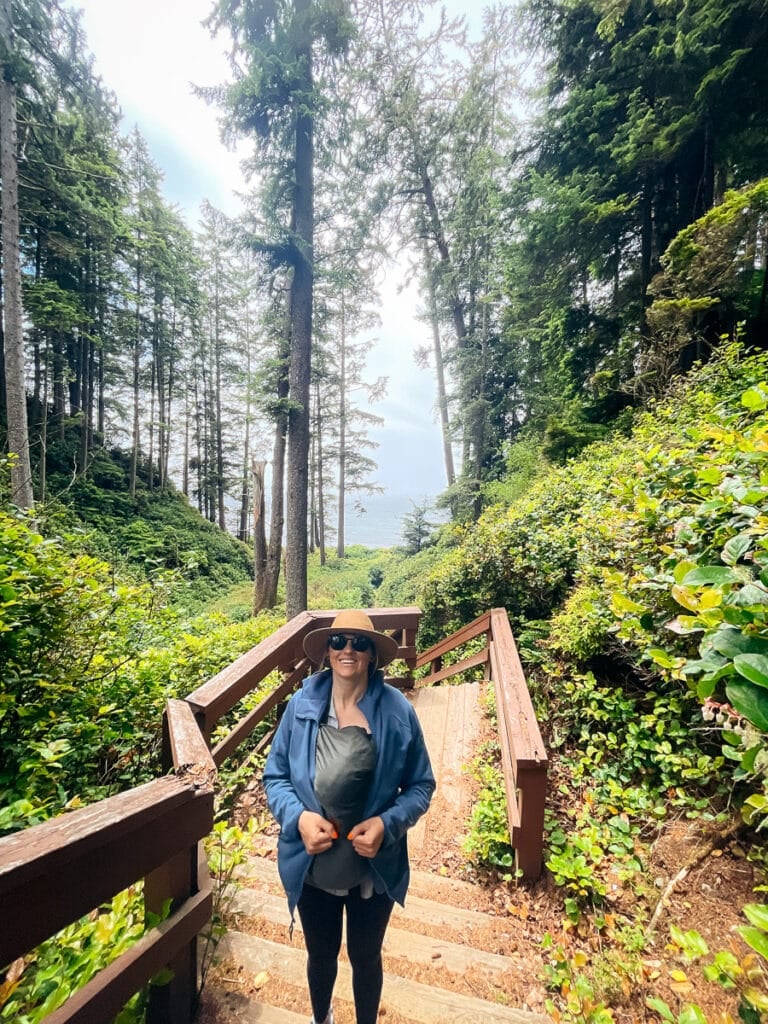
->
[263,668,436,915]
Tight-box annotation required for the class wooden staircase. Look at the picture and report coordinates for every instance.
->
[197,681,550,1024]
[1,609,549,1024]
[199,852,550,1024]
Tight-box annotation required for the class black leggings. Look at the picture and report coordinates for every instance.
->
[296,883,394,1024]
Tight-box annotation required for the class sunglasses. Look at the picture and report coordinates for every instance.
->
[327,633,373,653]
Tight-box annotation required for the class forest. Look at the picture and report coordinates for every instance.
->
[2,0,768,1021]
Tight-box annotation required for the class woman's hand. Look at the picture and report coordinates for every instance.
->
[347,816,385,858]
[298,810,337,855]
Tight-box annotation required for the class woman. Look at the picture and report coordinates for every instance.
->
[263,609,436,1024]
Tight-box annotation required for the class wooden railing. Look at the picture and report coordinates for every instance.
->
[0,604,546,1024]
[416,608,548,880]
[0,608,419,1024]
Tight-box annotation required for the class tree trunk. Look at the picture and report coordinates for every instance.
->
[314,379,326,565]
[424,244,455,488]
[258,401,287,610]
[130,256,142,498]
[285,0,314,619]
[239,318,253,541]
[336,295,346,559]
[252,458,267,615]
[308,420,317,555]
[419,161,467,347]
[0,1,34,509]
[214,297,226,531]
[39,336,49,502]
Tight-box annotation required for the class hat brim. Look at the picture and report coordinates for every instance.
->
[303,626,400,668]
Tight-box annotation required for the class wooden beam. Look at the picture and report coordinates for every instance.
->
[0,778,213,965]
[418,648,489,687]
[43,887,212,1024]
[414,611,492,670]
[165,698,218,779]
[185,613,315,727]
[489,610,547,880]
[186,608,421,731]
[211,659,309,767]
[490,609,547,769]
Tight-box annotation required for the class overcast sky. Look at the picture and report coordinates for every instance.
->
[64,0,482,536]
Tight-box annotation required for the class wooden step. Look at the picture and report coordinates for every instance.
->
[203,854,550,1024]
[236,858,503,933]
[239,852,487,906]
[201,989,307,1023]
[215,930,550,1024]
[229,887,516,976]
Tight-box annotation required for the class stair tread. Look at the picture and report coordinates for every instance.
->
[201,988,307,1023]
[230,886,518,976]
[238,855,498,927]
[217,930,550,1024]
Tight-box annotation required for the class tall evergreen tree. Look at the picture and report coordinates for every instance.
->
[0,0,34,507]
[205,0,353,616]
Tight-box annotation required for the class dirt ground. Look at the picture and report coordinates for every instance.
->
[199,702,763,1024]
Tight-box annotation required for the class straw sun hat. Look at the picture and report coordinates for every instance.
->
[302,610,400,668]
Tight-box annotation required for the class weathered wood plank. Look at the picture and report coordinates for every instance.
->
[415,610,492,670]
[417,647,488,686]
[43,887,212,1024]
[491,642,523,839]
[166,698,218,777]
[229,886,517,976]
[490,609,547,769]
[187,608,421,733]
[0,779,213,965]
[186,614,315,727]
[211,659,310,767]
[222,931,550,1024]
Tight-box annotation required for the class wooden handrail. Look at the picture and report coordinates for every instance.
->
[415,610,492,672]
[417,608,548,879]
[0,603,547,1023]
[0,775,213,966]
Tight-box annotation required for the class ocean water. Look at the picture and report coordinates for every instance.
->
[224,490,444,551]
[340,492,443,549]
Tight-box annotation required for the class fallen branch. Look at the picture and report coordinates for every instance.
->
[646,819,745,936]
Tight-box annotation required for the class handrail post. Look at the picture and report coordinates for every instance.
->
[147,699,218,1024]
[515,763,548,880]
[403,626,417,672]
[145,846,200,1024]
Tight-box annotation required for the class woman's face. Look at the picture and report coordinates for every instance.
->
[327,633,374,682]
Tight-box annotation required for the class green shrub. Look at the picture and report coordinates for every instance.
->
[0,506,283,831]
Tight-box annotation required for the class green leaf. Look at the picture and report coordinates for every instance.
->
[682,566,740,586]
[712,629,768,659]
[734,653,768,689]
[726,680,768,732]
[742,386,768,410]
[740,745,760,771]
[722,534,753,566]
[611,592,646,615]
[731,584,768,607]
[648,647,681,670]
[742,794,768,826]
[742,986,768,1011]
[743,903,768,931]
[738,925,768,960]
[645,996,674,1021]
[679,1006,707,1024]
